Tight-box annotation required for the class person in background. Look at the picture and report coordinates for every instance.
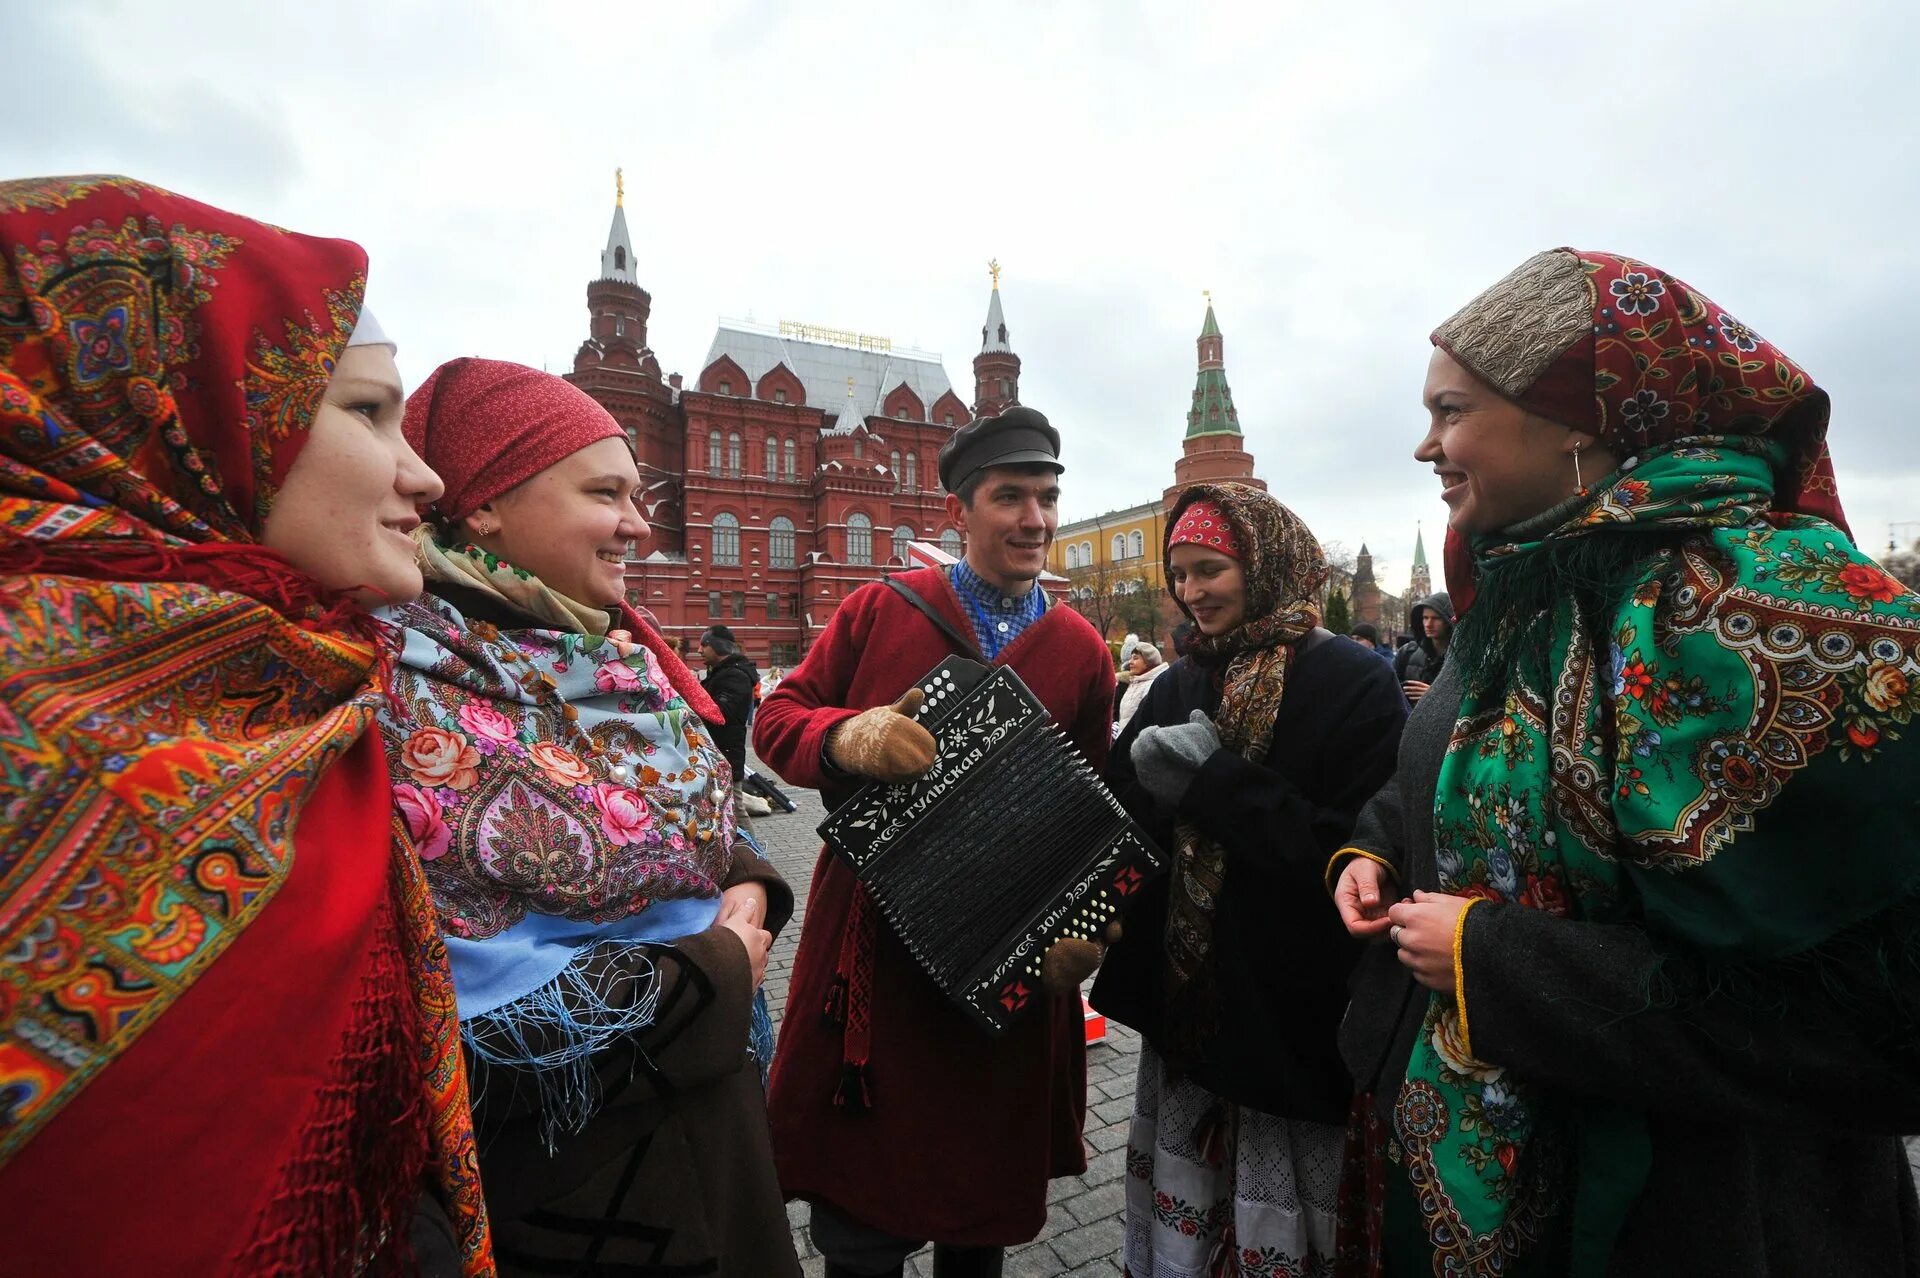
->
[0,176,489,1276]
[1332,248,1920,1275]
[383,357,797,1277]
[1092,484,1405,1276]
[753,406,1114,1278]
[1113,639,1169,736]
[1349,621,1395,665]
[700,624,759,784]
[1392,591,1453,704]
[702,624,773,815]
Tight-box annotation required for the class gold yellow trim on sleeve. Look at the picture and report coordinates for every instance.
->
[1324,846,1397,896]
[1453,896,1487,1057]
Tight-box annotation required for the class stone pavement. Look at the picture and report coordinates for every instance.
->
[745,752,1135,1278]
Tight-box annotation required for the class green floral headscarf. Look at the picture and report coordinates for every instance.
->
[1401,251,1920,1276]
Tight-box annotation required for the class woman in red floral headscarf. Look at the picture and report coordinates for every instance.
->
[0,176,491,1276]
[1332,250,1920,1277]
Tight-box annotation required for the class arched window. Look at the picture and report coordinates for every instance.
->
[769,516,796,568]
[1111,533,1125,560]
[765,436,777,478]
[718,379,732,396]
[847,513,872,565]
[893,524,913,563]
[773,389,787,403]
[727,432,741,475]
[905,452,918,490]
[1128,530,1144,558]
[615,316,625,337]
[1080,540,1092,563]
[712,513,740,566]
[708,430,721,471]
[783,439,796,478]
[1065,544,1080,569]
[614,246,626,271]
[853,438,864,460]
[890,450,901,492]
[941,527,963,557]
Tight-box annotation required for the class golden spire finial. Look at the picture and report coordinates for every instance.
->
[988,258,1001,291]
[1203,288,1212,304]
[615,166,625,207]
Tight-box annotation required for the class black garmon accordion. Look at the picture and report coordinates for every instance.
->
[818,657,1164,1035]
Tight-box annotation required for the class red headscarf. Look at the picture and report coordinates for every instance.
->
[1431,248,1845,612]
[0,177,490,1274]
[403,356,627,522]
[1167,498,1244,559]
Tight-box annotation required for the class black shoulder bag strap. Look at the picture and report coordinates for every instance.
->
[884,576,985,664]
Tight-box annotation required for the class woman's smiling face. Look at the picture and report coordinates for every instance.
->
[465,436,649,607]
[1414,348,1614,535]
[1169,542,1246,636]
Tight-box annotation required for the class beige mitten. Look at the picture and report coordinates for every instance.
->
[1040,919,1125,995]
[825,689,937,781]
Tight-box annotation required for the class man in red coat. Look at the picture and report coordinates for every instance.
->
[754,407,1116,1278]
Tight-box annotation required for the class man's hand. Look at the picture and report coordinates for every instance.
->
[717,894,772,990]
[1386,890,1473,994]
[825,689,937,781]
[1335,857,1397,939]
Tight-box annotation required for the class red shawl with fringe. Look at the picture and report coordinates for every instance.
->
[0,176,490,1274]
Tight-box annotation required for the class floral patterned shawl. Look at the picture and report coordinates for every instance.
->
[1160,483,1327,1045]
[1398,251,1920,1276]
[380,538,736,1133]
[0,177,490,1274]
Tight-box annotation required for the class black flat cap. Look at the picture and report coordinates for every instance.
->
[937,405,1063,493]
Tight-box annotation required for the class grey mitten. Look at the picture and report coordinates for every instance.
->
[1130,709,1222,810]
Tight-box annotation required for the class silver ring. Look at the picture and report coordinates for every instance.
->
[1390,924,1405,946]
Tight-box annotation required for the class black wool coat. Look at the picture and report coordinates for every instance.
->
[1090,632,1407,1124]
[702,653,758,780]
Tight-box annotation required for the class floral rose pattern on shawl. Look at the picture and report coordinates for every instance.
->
[1399,440,1920,1274]
[381,591,733,943]
[1399,250,1920,1277]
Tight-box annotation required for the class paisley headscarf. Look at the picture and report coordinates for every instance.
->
[1395,250,1920,1276]
[1160,483,1327,1042]
[0,177,489,1273]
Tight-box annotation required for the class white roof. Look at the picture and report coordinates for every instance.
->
[980,287,1010,352]
[601,205,636,283]
[701,320,958,420]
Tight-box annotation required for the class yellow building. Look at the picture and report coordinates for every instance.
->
[1050,500,1170,644]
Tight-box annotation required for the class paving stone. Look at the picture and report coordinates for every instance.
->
[1065,1178,1128,1226]
[1049,1219,1123,1269]
[1087,1122,1129,1152]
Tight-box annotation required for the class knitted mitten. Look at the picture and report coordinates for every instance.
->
[825,688,937,781]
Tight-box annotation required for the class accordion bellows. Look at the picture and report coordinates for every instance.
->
[819,658,1165,1035]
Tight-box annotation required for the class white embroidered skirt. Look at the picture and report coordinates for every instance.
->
[1122,1046,1342,1278]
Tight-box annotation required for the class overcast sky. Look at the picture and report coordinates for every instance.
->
[9,1,1917,591]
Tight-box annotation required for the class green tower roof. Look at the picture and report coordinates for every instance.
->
[1412,525,1428,567]
[1185,301,1239,439]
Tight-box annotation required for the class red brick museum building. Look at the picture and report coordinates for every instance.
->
[566,189,1023,666]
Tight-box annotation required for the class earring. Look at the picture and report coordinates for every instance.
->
[1573,446,1587,497]
[473,519,495,537]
